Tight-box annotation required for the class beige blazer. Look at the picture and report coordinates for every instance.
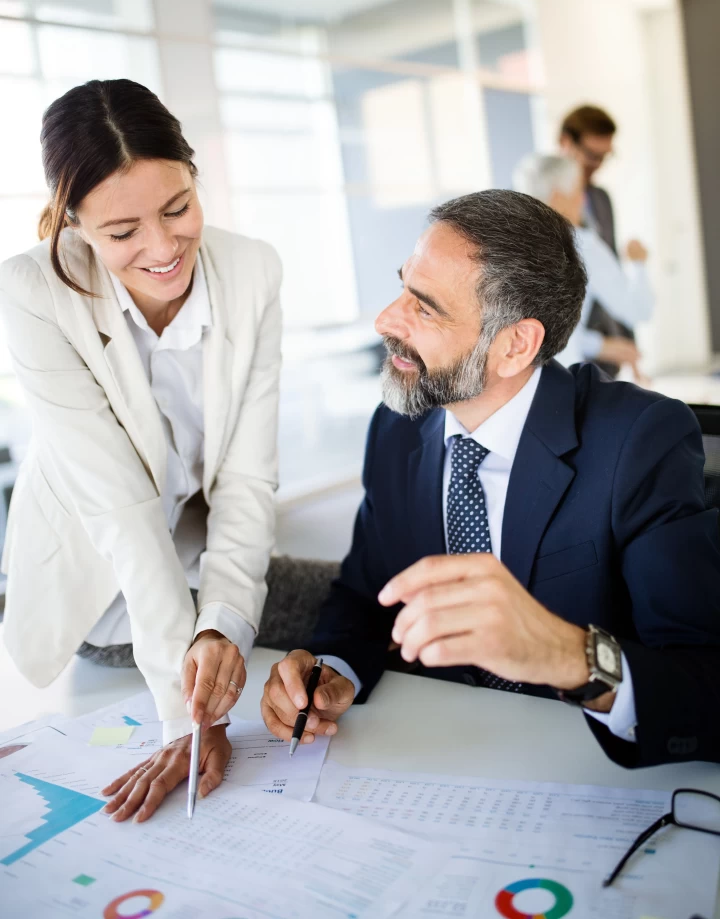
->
[0,226,282,721]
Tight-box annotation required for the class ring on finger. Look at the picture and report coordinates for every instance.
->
[136,765,150,775]
[229,680,241,694]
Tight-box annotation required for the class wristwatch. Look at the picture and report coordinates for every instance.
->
[558,624,623,706]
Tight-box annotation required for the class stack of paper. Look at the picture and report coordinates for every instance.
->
[2,695,719,919]
[0,735,446,918]
[15,690,331,800]
[0,695,446,918]
[315,762,720,919]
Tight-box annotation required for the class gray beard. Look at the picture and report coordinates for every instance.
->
[380,333,491,419]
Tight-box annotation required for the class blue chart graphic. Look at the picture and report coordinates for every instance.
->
[1,772,104,866]
[123,716,142,726]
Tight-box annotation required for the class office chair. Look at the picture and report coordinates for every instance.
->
[256,555,339,650]
[688,404,720,511]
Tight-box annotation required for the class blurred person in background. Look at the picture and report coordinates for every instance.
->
[559,105,649,378]
[0,79,282,822]
[513,153,653,376]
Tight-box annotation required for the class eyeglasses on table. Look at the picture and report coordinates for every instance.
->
[604,788,720,888]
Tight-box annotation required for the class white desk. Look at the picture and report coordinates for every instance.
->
[2,635,719,914]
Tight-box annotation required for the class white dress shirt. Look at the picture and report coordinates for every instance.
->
[557,227,654,367]
[330,367,638,744]
[85,255,255,744]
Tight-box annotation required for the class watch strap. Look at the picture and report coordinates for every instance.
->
[558,679,613,706]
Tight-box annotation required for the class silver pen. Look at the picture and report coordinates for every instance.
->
[187,721,201,819]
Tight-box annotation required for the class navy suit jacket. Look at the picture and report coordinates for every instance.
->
[311,361,720,768]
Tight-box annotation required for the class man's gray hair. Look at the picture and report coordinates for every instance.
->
[429,189,587,365]
[512,153,581,206]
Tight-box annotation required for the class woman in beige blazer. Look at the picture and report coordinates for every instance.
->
[0,79,281,821]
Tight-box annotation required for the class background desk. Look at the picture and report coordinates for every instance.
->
[1,637,719,915]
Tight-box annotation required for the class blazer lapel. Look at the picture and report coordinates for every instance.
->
[501,362,579,588]
[408,409,447,560]
[201,242,233,496]
[89,256,167,493]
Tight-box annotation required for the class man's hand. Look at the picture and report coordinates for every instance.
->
[380,554,590,690]
[182,630,246,728]
[261,650,354,743]
[597,336,641,367]
[625,239,648,262]
[101,725,231,823]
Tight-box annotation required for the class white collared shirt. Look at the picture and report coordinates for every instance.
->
[85,255,254,745]
[557,227,654,367]
[330,366,638,744]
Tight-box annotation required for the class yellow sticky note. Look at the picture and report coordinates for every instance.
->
[89,726,135,746]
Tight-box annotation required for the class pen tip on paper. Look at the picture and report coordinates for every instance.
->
[289,737,299,758]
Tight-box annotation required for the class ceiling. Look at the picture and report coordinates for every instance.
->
[215,0,395,24]
[216,0,674,26]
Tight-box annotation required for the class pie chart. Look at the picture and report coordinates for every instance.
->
[495,878,573,919]
[103,889,165,918]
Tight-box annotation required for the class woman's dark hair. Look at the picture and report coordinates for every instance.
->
[38,79,197,296]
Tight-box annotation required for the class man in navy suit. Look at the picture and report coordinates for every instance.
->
[261,190,720,769]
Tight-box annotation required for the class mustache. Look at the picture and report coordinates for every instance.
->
[380,330,489,419]
[383,336,426,371]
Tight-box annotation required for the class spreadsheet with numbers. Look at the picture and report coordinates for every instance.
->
[315,762,720,919]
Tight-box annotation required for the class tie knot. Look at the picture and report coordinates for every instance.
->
[450,435,489,475]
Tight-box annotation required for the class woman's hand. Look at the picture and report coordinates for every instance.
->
[182,630,247,727]
[101,724,231,823]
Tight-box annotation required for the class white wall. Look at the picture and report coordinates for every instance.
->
[153,0,233,230]
[535,0,710,373]
[642,3,711,370]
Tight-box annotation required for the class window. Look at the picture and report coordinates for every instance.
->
[0,0,160,466]
[0,0,542,499]
[211,0,541,495]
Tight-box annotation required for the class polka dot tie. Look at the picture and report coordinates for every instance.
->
[447,436,522,693]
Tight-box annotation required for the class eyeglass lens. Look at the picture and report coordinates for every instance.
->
[673,789,720,834]
[604,789,720,889]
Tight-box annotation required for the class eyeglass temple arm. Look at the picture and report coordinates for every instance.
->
[603,813,671,888]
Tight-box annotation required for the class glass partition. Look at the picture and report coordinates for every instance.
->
[0,0,541,501]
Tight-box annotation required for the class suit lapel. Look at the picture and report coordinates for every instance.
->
[90,255,167,493]
[501,362,579,587]
[501,432,575,587]
[408,409,447,560]
[200,242,233,496]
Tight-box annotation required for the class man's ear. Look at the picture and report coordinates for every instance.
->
[495,319,545,379]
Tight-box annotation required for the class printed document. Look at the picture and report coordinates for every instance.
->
[48,690,330,800]
[315,762,720,919]
[0,735,446,918]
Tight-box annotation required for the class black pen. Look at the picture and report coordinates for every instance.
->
[289,658,323,757]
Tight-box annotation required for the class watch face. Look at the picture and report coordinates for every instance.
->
[596,639,620,679]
